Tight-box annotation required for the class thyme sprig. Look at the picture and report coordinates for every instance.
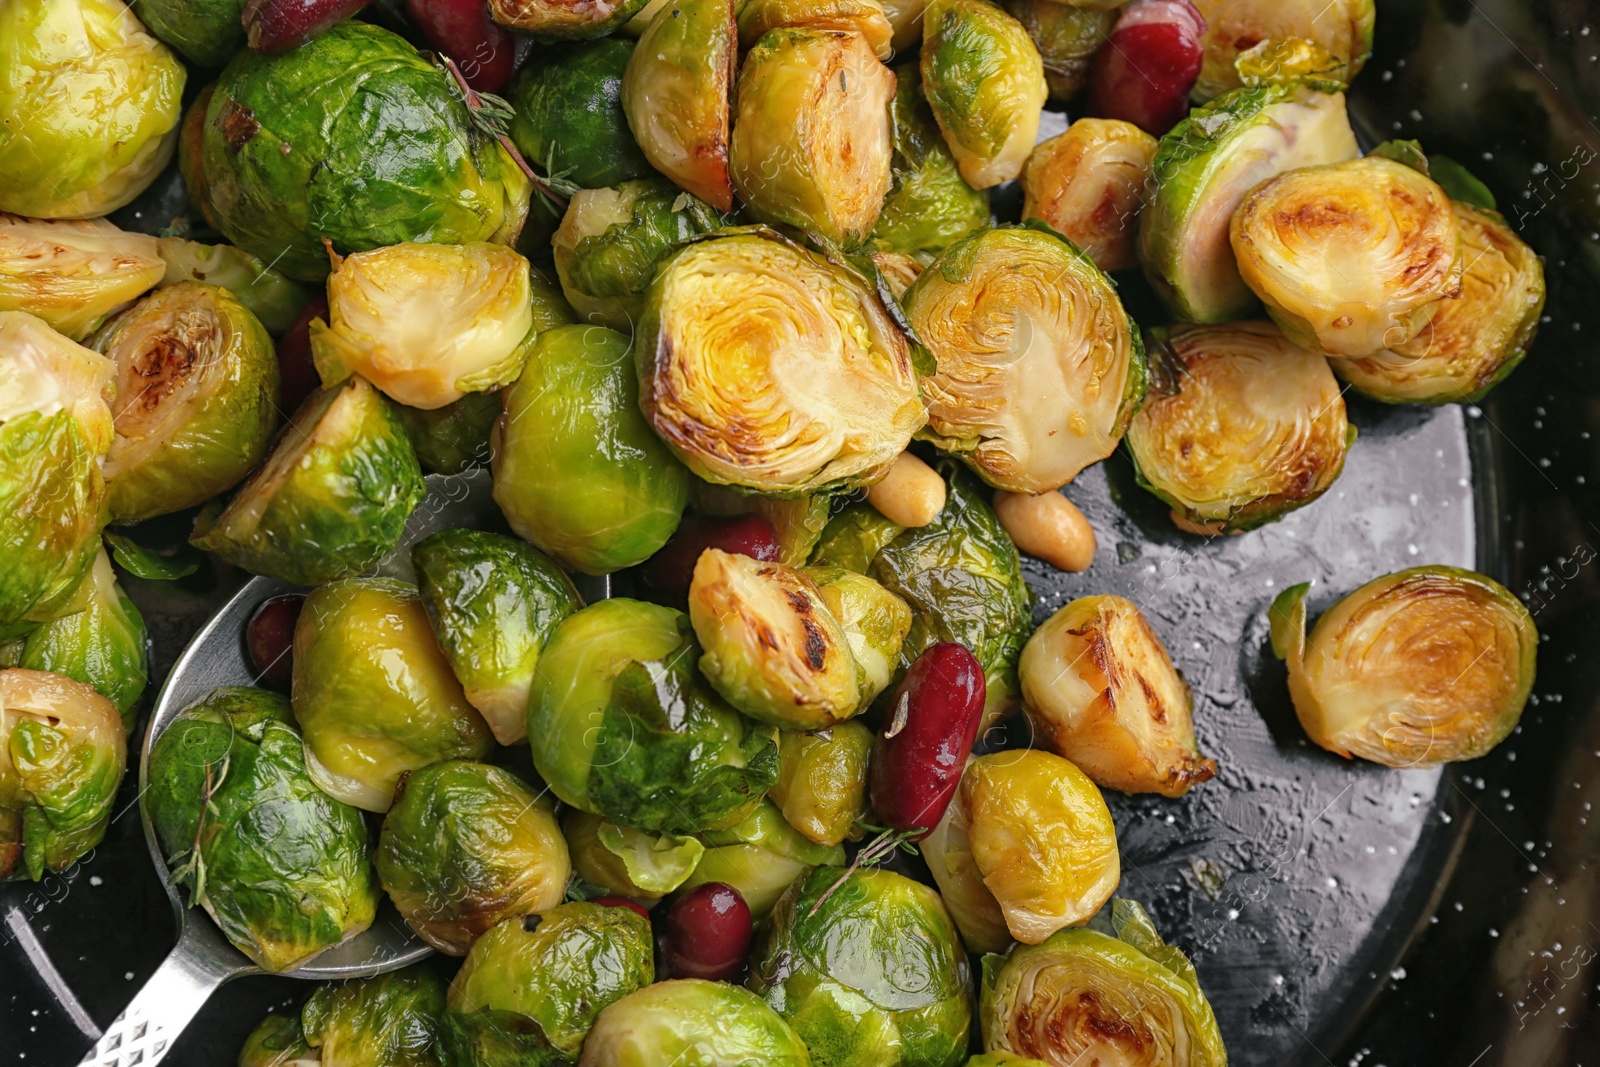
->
[808,823,923,916]
[167,753,231,905]
[439,56,579,214]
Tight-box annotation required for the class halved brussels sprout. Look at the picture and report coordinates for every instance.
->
[551,179,726,330]
[312,242,537,411]
[446,903,656,1062]
[0,216,163,341]
[412,529,583,746]
[302,965,446,1067]
[918,758,1009,955]
[750,865,973,1067]
[1192,0,1375,102]
[146,686,376,971]
[770,721,872,847]
[95,281,280,523]
[493,324,689,575]
[491,0,651,37]
[621,0,737,212]
[1021,120,1158,273]
[0,0,185,219]
[637,230,925,496]
[376,761,570,954]
[980,898,1227,1065]
[196,22,530,282]
[730,28,896,247]
[1019,596,1216,797]
[131,0,244,68]
[738,0,894,57]
[9,548,146,728]
[580,979,811,1067]
[509,39,655,190]
[155,236,310,336]
[676,798,844,918]
[1332,202,1546,404]
[1138,82,1359,323]
[1232,155,1463,356]
[905,225,1145,494]
[920,0,1047,189]
[1001,0,1113,103]
[806,565,913,707]
[396,392,502,476]
[565,810,706,900]
[237,1013,314,1067]
[0,668,124,881]
[1270,566,1538,766]
[1125,321,1353,534]
[528,599,779,833]
[291,578,493,813]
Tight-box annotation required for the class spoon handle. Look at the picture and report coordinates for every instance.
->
[77,924,241,1067]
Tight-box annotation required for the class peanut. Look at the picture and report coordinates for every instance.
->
[994,489,1096,572]
[866,452,947,527]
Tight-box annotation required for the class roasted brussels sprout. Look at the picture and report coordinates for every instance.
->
[980,898,1227,1065]
[237,1013,313,1067]
[131,0,244,68]
[730,28,896,246]
[1270,566,1538,767]
[311,243,537,411]
[445,903,655,1062]
[551,179,726,330]
[509,39,654,190]
[0,669,124,881]
[291,578,493,813]
[905,225,1144,494]
[155,236,310,336]
[194,22,530,282]
[146,687,376,971]
[917,758,1009,955]
[868,64,990,259]
[376,761,569,954]
[920,0,1047,189]
[738,0,894,57]
[807,565,913,707]
[676,799,845,918]
[621,0,737,212]
[770,721,872,847]
[1232,155,1463,356]
[493,324,689,575]
[579,979,812,1066]
[528,599,778,833]
[1138,82,1358,323]
[882,0,925,50]
[564,810,705,900]
[0,0,185,219]
[1001,0,1113,103]
[396,392,502,476]
[637,230,924,496]
[750,864,973,1067]
[491,0,651,37]
[0,312,113,629]
[412,529,583,746]
[1192,0,1375,102]
[1332,202,1546,404]
[190,377,424,586]
[301,965,446,1067]
[810,503,905,573]
[94,281,279,523]
[0,216,163,341]
[964,1056,1047,1067]
[1021,120,1158,273]
[1125,321,1352,534]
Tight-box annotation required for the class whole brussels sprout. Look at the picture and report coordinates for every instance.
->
[528,599,779,833]
[493,324,689,574]
[0,312,113,629]
[237,1013,314,1067]
[376,761,570,954]
[0,216,163,341]
[882,0,925,50]
[980,899,1226,1065]
[131,0,243,67]
[412,529,583,746]
[1021,120,1159,273]
[155,236,311,336]
[677,799,844,918]
[738,0,894,57]
[491,0,652,37]
[750,865,973,1067]
[190,377,424,586]
[445,903,655,1061]
[195,22,531,282]
[920,0,1046,189]
[302,965,447,1067]
[1001,0,1114,103]
[0,668,124,881]
[905,225,1145,494]
[146,686,377,971]
[730,28,896,247]
[509,40,655,189]
[396,392,502,476]
[94,281,280,523]
[564,810,705,900]
[291,578,493,813]
[637,230,925,496]
[579,979,812,1067]
[917,758,1008,955]
[809,504,905,573]
[964,1056,1047,1067]
[551,179,727,331]
[0,0,185,219]
[805,566,911,710]
[1192,0,1375,102]
[312,243,538,411]
[1270,566,1538,767]
[770,722,872,847]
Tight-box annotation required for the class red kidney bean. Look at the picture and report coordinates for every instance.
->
[1085,0,1207,136]
[406,0,518,94]
[247,594,305,690]
[589,895,651,918]
[640,515,782,600]
[276,294,327,417]
[660,883,752,982]
[868,642,986,837]
[242,0,370,53]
